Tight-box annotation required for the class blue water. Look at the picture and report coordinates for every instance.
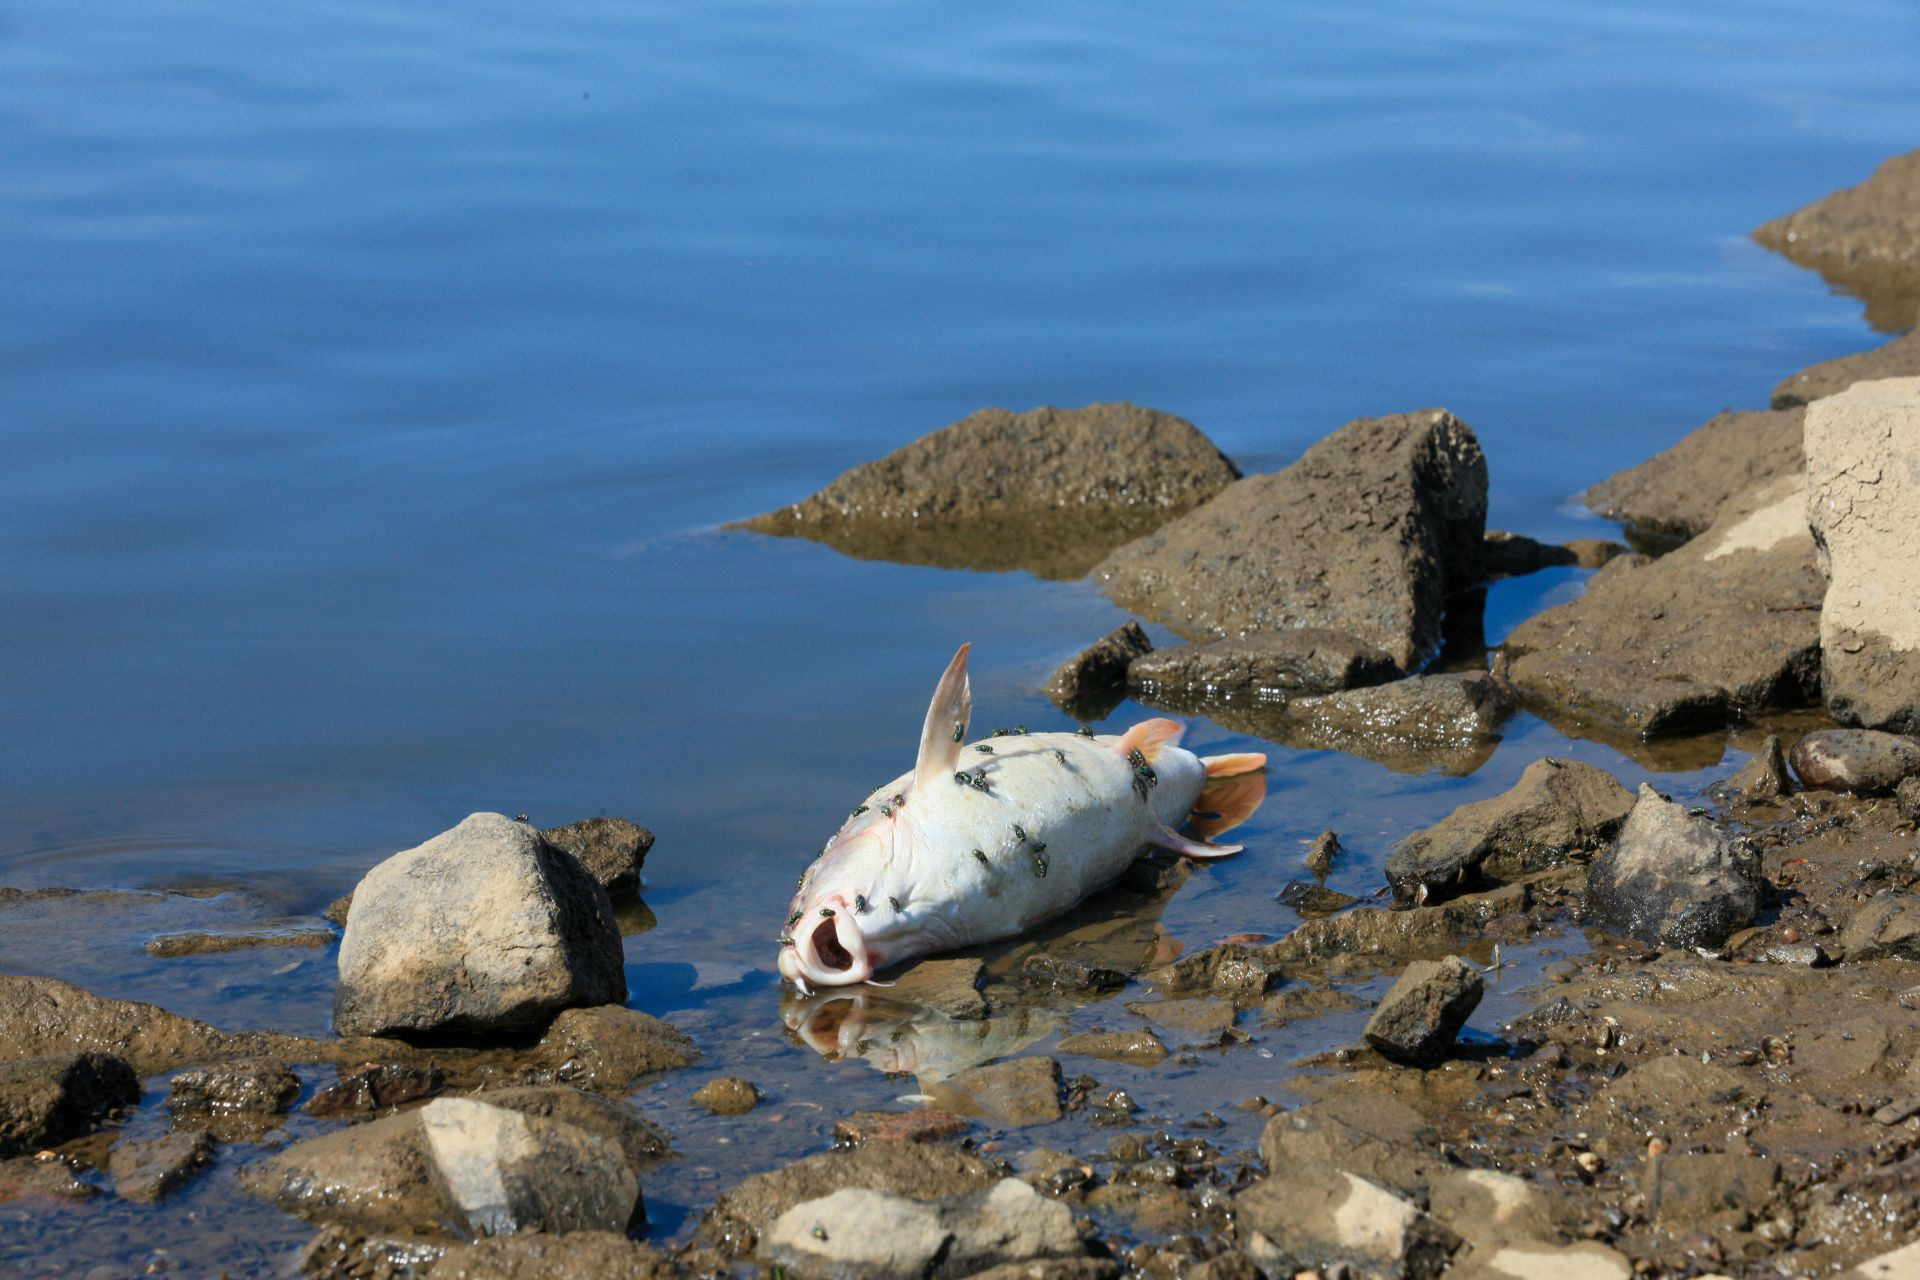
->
[2,0,1918,1269]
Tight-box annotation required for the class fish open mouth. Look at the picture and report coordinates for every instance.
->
[811,916,855,973]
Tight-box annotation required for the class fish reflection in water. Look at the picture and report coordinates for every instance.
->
[780,989,1057,1083]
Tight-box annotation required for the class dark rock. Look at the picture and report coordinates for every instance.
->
[170,1058,301,1116]
[1260,1094,1443,1197]
[832,1109,970,1146]
[1362,956,1485,1067]
[1578,407,1805,550]
[1096,408,1487,671]
[1503,996,1585,1041]
[1045,621,1153,715]
[1235,1164,1460,1280]
[295,1227,444,1280]
[1585,785,1763,949]
[1774,330,1920,408]
[1478,530,1577,579]
[333,812,627,1039]
[420,1096,640,1236]
[1055,1028,1166,1066]
[305,1063,444,1117]
[109,1129,215,1203]
[432,1232,677,1280]
[0,1052,139,1157]
[145,924,335,957]
[1506,473,1823,737]
[323,895,354,928]
[1021,952,1130,995]
[1806,379,1920,733]
[1754,148,1920,333]
[1789,729,1920,793]
[1386,758,1634,902]
[527,1004,699,1091]
[538,817,653,898]
[926,1056,1061,1127]
[1899,774,1920,825]
[698,1142,999,1255]
[1127,629,1399,701]
[738,402,1240,579]
[876,956,987,1021]
[763,1178,1084,1280]
[1282,671,1514,771]
[1305,829,1341,880]
[1713,733,1793,804]
[1276,881,1358,915]
[1838,892,1920,962]
[691,1077,760,1116]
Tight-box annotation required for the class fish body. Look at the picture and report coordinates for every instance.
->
[778,644,1265,991]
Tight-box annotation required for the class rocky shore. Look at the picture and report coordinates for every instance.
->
[6,152,1920,1280]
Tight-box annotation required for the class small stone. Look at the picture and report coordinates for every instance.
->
[691,1078,760,1116]
[1712,734,1793,804]
[1872,1097,1920,1126]
[1055,1029,1167,1066]
[110,1130,215,1203]
[1045,622,1154,714]
[168,1059,300,1116]
[1897,775,1920,825]
[538,817,654,898]
[1788,728,1920,794]
[1276,881,1359,915]
[833,1109,969,1146]
[764,1178,1085,1280]
[1020,953,1130,995]
[1305,830,1341,880]
[1585,785,1763,949]
[304,1063,445,1117]
[1363,956,1485,1067]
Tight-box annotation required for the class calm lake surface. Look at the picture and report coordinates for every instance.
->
[3,0,1918,1271]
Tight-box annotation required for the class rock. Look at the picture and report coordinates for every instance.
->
[1456,1242,1634,1280]
[926,1056,1061,1127]
[699,1142,999,1255]
[1838,892,1920,962]
[1097,409,1487,671]
[1146,945,1284,1001]
[1305,829,1341,879]
[1055,1029,1167,1066]
[1363,956,1485,1067]
[432,1232,677,1280]
[1774,331,1920,409]
[0,1154,97,1202]
[1045,621,1153,715]
[1478,530,1577,579]
[0,1052,139,1157]
[832,1109,970,1146]
[764,1178,1084,1280]
[305,1063,445,1117]
[879,956,987,1021]
[1713,734,1793,804]
[1276,881,1358,914]
[1258,883,1531,968]
[1427,1168,1563,1251]
[1789,728,1920,793]
[1282,671,1514,769]
[0,973,310,1075]
[538,817,654,898]
[109,1129,215,1202]
[1844,1239,1920,1280]
[1236,1165,1461,1280]
[1124,997,1237,1042]
[333,812,627,1039]
[419,1096,640,1237]
[1020,953,1129,995]
[1899,774,1920,824]
[1579,407,1805,550]
[1806,378,1920,731]
[528,1004,699,1090]
[691,1077,760,1116]
[240,1108,445,1235]
[962,1263,1120,1280]
[323,894,354,928]
[1586,785,1762,949]
[1646,1151,1776,1231]
[472,1085,673,1172]
[1505,472,1824,737]
[145,924,336,957]
[1754,148,1920,333]
[169,1058,301,1116]
[1127,629,1399,700]
[1386,758,1634,902]
[295,1227,445,1280]
[738,402,1240,579]
[1260,1094,1443,1198]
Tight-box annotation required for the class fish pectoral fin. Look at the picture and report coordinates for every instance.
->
[913,642,973,794]
[1115,716,1185,763]
[1149,818,1242,859]
[1200,752,1267,777]
[1191,768,1269,843]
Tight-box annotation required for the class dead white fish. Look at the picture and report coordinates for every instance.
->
[777,643,1267,992]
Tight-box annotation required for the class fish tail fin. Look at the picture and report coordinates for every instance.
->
[1188,769,1268,844]
[1115,716,1184,763]
[912,642,972,794]
[1150,818,1242,859]
[1200,752,1267,777]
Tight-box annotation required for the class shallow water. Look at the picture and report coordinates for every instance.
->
[3,0,1919,1272]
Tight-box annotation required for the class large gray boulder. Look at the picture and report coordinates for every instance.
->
[1805,377,1920,732]
[1774,330,1920,409]
[1585,786,1762,949]
[738,402,1239,580]
[1386,758,1634,902]
[1579,407,1805,550]
[1754,148,1920,333]
[334,813,627,1039]
[1095,409,1487,672]
[1504,473,1824,738]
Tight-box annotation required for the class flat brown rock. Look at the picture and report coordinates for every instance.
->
[927,1056,1062,1127]
[1579,407,1804,550]
[1754,148,1920,333]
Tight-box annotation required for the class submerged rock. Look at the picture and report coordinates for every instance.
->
[419,1096,640,1237]
[926,1056,1062,1127]
[1055,1028,1167,1066]
[1257,883,1531,968]
[1096,408,1487,671]
[0,1052,139,1157]
[1044,621,1153,716]
[240,1107,444,1235]
[1578,407,1805,551]
[110,1129,215,1203]
[1789,728,1920,794]
[538,817,654,898]
[1127,629,1399,701]
[1386,758,1634,902]
[1585,785,1762,949]
[763,1178,1084,1280]
[0,973,308,1075]
[1478,531,1625,580]
[1713,733,1793,805]
[1363,956,1485,1067]
[169,1058,301,1117]
[1504,472,1824,737]
[832,1109,971,1146]
[691,1077,760,1116]
[1774,330,1920,408]
[145,923,335,958]
[1754,148,1920,333]
[334,812,627,1039]
[739,402,1240,579]
[1806,377,1920,733]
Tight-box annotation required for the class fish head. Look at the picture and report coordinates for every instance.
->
[779,821,902,988]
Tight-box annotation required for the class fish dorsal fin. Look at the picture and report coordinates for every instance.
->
[1115,716,1184,763]
[913,643,972,794]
